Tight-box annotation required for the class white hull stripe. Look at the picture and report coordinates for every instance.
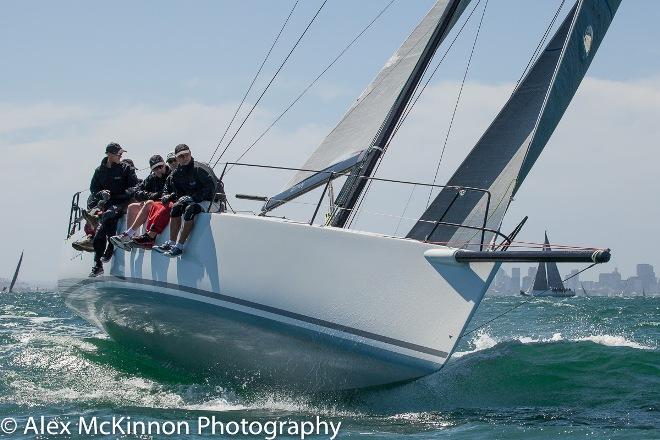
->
[63,276,449,358]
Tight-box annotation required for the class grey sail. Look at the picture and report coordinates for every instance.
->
[544,233,566,290]
[407,0,622,247]
[263,0,471,212]
[8,251,23,293]
[532,262,548,291]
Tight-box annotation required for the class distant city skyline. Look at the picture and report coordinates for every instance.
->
[490,263,659,296]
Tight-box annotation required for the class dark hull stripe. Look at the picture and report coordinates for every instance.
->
[62,276,449,359]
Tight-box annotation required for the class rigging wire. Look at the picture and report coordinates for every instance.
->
[209,0,300,165]
[212,0,329,169]
[514,0,566,89]
[224,0,397,172]
[346,0,485,228]
[425,0,489,208]
[458,262,598,341]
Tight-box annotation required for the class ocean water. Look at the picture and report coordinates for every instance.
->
[0,291,658,439]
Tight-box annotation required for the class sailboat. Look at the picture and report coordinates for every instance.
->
[521,233,575,297]
[8,251,23,293]
[58,0,617,391]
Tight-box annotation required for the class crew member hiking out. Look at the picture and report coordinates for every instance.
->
[110,154,171,250]
[88,142,139,277]
[153,144,216,258]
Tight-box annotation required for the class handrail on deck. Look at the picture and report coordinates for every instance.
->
[218,162,504,250]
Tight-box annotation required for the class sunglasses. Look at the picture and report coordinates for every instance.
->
[153,164,166,170]
[176,152,191,159]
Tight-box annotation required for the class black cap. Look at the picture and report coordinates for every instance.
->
[149,155,165,168]
[174,144,191,156]
[121,158,135,169]
[166,152,176,163]
[105,142,126,155]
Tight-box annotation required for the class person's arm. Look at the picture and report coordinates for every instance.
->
[193,167,215,203]
[112,166,141,202]
[161,175,177,203]
[90,168,102,195]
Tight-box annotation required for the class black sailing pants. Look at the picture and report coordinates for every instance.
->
[93,204,124,264]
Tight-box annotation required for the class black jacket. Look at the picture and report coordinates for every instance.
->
[164,158,215,203]
[131,167,171,201]
[90,157,139,206]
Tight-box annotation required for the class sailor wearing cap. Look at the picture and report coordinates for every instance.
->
[87,142,139,277]
[153,144,218,257]
[109,154,172,251]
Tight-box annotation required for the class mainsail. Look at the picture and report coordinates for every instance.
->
[8,251,23,293]
[263,0,471,213]
[407,0,621,247]
[544,233,566,290]
[532,263,548,292]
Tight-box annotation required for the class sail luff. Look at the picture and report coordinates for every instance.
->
[407,0,621,247]
[9,251,23,293]
[263,0,471,214]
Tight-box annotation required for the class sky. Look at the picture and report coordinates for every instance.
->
[1,0,658,285]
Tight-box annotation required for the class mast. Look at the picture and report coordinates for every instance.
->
[9,251,23,293]
[330,0,467,228]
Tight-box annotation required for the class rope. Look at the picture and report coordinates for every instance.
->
[425,0,489,208]
[459,262,598,340]
[212,0,328,169]
[209,0,300,164]
[225,0,396,172]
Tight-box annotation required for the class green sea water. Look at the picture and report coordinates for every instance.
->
[0,291,657,439]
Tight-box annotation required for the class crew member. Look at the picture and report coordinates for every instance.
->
[153,144,216,257]
[110,154,170,250]
[88,142,139,276]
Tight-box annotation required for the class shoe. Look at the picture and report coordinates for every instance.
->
[72,235,94,252]
[82,209,100,230]
[100,249,113,263]
[153,242,174,254]
[131,233,155,249]
[89,264,104,277]
[110,232,133,251]
[165,246,183,258]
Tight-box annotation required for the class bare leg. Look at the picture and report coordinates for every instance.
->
[179,219,195,244]
[126,203,143,226]
[169,216,182,242]
[129,200,153,231]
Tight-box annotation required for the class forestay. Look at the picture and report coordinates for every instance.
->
[263,0,470,212]
[407,0,621,247]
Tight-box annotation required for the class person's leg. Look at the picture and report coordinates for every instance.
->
[129,200,153,232]
[148,202,171,237]
[101,207,121,259]
[169,216,181,242]
[178,203,203,244]
[92,223,107,265]
[125,202,142,227]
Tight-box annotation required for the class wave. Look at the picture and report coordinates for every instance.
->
[454,330,655,359]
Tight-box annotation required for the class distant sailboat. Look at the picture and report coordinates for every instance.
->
[8,251,23,293]
[581,283,589,297]
[521,234,575,297]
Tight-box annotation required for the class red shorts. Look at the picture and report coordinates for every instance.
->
[146,202,171,235]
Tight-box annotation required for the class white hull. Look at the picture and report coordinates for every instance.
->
[59,213,498,391]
